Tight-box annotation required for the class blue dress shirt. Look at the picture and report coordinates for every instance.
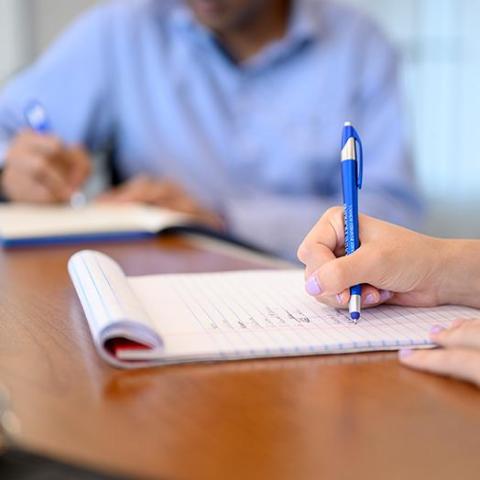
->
[0,0,422,258]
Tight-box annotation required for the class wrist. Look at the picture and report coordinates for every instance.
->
[434,239,480,307]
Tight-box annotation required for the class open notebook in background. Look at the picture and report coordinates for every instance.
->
[0,204,273,258]
[68,250,479,369]
[0,203,188,246]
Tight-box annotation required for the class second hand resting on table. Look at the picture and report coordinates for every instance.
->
[298,206,480,388]
[0,129,224,230]
[97,175,225,230]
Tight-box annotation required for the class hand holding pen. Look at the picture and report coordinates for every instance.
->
[0,101,90,205]
[300,121,364,322]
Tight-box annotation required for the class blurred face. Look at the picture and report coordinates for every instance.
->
[186,0,269,31]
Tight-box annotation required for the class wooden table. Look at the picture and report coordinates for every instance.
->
[0,235,479,480]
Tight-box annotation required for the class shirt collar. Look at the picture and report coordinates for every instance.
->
[169,0,323,68]
[169,3,197,32]
[287,0,323,46]
[246,0,321,70]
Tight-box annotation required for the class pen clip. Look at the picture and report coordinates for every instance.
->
[352,128,363,189]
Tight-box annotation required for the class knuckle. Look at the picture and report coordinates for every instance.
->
[30,156,48,178]
[15,129,33,142]
[297,243,310,263]
[325,206,343,219]
[324,263,347,293]
[45,136,62,151]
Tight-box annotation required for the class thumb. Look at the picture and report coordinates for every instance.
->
[305,246,378,296]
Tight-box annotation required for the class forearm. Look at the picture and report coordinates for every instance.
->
[436,239,480,308]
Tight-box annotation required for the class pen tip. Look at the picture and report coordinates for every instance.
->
[344,121,352,127]
[351,311,360,322]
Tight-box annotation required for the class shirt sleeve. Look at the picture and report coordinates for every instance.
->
[0,5,115,167]
[224,23,423,261]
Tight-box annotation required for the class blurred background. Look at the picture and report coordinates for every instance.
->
[1,0,479,238]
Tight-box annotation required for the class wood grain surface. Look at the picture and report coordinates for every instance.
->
[0,235,479,480]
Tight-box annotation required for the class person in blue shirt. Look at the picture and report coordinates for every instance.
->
[0,0,421,258]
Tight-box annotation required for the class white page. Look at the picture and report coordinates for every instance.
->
[0,203,188,239]
[127,270,479,363]
[68,250,163,366]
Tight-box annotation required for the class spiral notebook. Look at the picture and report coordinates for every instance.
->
[68,250,479,369]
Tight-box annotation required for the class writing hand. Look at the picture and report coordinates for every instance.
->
[297,206,445,309]
[1,130,91,203]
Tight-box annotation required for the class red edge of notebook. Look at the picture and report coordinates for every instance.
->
[104,338,152,359]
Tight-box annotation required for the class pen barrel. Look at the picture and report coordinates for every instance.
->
[350,284,362,296]
[341,159,360,256]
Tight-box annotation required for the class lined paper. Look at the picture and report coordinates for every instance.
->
[128,270,477,362]
[69,250,479,367]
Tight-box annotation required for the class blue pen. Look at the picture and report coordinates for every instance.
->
[341,121,363,323]
[24,101,52,133]
[24,101,87,208]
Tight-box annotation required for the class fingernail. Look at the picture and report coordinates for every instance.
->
[430,325,445,335]
[365,293,377,305]
[399,348,414,359]
[379,290,393,302]
[305,276,322,296]
[336,293,343,304]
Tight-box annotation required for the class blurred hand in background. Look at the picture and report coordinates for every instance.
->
[98,175,225,231]
[1,129,90,203]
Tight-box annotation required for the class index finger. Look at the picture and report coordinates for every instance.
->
[431,319,480,350]
[29,154,72,201]
[297,206,345,276]
[16,129,63,155]
[399,348,480,387]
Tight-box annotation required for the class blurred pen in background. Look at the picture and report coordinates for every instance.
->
[24,101,88,208]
